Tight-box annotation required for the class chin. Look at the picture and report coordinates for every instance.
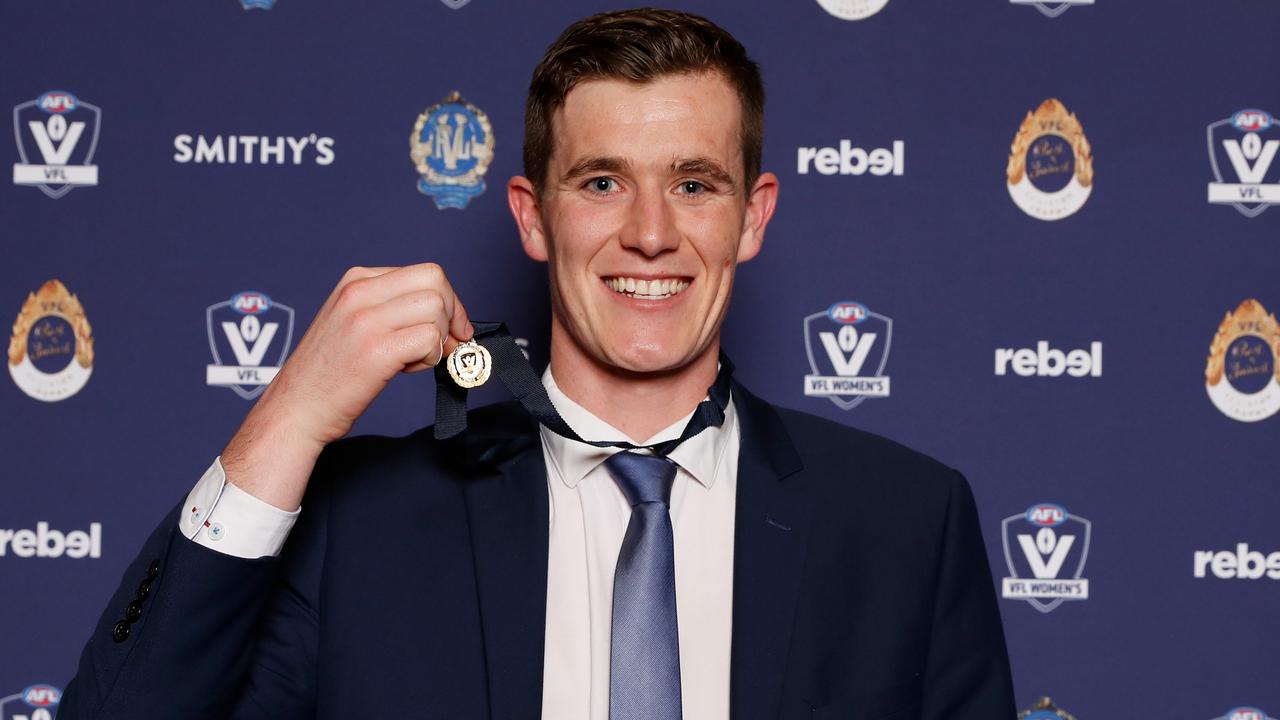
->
[601,334,704,375]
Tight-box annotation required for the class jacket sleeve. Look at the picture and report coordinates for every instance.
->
[59,448,340,720]
[57,503,283,719]
[919,471,1017,720]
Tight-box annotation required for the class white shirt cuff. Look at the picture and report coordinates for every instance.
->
[180,457,301,559]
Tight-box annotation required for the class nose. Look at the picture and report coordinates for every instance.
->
[619,183,680,257]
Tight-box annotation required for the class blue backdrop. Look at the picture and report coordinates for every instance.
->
[2,1,1278,718]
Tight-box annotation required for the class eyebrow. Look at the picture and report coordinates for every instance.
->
[673,157,735,190]
[561,156,632,184]
[560,155,737,190]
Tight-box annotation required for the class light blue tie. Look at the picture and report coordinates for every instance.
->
[605,451,682,720]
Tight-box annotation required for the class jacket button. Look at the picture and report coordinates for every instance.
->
[136,579,152,601]
[147,559,160,578]
[111,621,131,643]
[125,601,143,622]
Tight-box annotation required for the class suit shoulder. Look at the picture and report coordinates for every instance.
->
[768,404,961,491]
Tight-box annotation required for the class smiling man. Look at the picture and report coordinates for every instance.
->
[61,9,1014,720]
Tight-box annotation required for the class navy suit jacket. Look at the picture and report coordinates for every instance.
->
[61,382,1014,719]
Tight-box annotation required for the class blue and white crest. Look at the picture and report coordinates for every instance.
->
[439,0,473,8]
[240,0,276,8]
[205,291,295,400]
[12,90,101,199]
[802,301,892,411]
[1018,697,1078,720]
[410,91,494,209]
[1207,109,1280,218]
[1001,503,1092,613]
[0,684,61,720]
[1212,708,1278,720]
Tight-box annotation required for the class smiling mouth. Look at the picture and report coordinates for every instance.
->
[604,276,691,300]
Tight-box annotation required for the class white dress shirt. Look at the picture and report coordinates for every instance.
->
[182,370,739,720]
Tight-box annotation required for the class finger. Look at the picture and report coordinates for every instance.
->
[339,263,458,312]
[445,295,473,355]
[383,323,445,371]
[318,265,399,314]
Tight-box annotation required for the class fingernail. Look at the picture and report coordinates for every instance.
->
[466,322,475,338]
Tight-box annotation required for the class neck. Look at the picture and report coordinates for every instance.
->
[548,330,721,443]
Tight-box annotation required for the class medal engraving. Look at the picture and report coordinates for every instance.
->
[447,340,491,388]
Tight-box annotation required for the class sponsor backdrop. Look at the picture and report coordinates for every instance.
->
[1,0,1277,717]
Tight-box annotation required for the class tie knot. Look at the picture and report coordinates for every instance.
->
[604,451,677,507]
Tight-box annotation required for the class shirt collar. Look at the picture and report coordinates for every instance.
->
[539,368,737,491]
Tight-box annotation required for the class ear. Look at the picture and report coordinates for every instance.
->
[736,171,779,263]
[508,175,549,262]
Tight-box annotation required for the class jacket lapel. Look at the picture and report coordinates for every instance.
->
[730,383,811,719]
[462,412,549,720]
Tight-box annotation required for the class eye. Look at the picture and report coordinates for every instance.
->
[586,177,618,194]
[678,180,707,196]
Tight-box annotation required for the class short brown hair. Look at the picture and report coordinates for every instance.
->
[523,8,765,193]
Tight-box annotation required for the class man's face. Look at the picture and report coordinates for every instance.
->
[510,71,777,375]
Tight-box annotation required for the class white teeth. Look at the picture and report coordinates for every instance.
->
[605,277,690,299]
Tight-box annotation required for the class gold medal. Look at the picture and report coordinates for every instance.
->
[446,340,492,388]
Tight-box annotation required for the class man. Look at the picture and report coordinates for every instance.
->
[62,9,1014,719]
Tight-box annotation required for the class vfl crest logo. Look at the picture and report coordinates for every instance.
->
[1010,0,1092,18]
[803,301,892,410]
[1207,109,1280,217]
[1020,697,1078,720]
[240,0,276,8]
[1007,99,1093,221]
[816,0,890,21]
[1205,299,1280,422]
[206,291,295,400]
[439,0,473,7]
[8,279,94,402]
[1001,503,1091,613]
[12,91,101,198]
[1211,709,1277,720]
[0,684,61,720]
[410,91,494,209]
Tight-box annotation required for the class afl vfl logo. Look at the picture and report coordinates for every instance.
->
[206,291,295,400]
[0,684,61,720]
[1207,109,1280,217]
[802,301,892,411]
[1001,503,1091,614]
[1205,299,1280,422]
[12,90,101,199]
[7,280,94,402]
[1007,99,1093,221]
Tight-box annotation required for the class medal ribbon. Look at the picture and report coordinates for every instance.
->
[434,321,733,456]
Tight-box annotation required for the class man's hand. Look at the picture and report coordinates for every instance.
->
[220,264,473,511]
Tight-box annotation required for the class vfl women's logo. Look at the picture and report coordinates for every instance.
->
[1020,697,1078,720]
[1205,299,1280,422]
[1007,99,1093,221]
[8,280,94,402]
[1009,0,1092,18]
[1207,109,1280,217]
[1001,503,1091,613]
[815,0,890,21]
[803,301,892,411]
[12,90,100,199]
[0,684,61,720]
[410,91,494,209]
[206,291,295,400]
